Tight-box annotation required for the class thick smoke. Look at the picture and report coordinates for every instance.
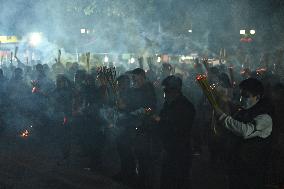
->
[0,0,283,63]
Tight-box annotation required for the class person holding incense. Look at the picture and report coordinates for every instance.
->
[213,78,273,189]
[131,68,157,189]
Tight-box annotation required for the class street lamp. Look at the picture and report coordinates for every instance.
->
[29,32,42,47]
[157,57,161,63]
[130,57,135,64]
[240,30,246,35]
[104,56,109,63]
[250,30,256,35]
[81,29,86,34]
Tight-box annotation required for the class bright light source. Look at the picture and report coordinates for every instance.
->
[86,29,91,34]
[29,32,42,47]
[130,57,135,64]
[157,57,161,63]
[240,30,246,35]
[104,56,109,63]
[188,29,192,33]
[181,56,186,61]
[250,30,256,35]
[81,29,86,34]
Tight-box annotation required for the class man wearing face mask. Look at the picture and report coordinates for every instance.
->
[156,75,195,189]
[214,78,273,189]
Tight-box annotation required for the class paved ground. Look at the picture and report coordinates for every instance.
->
[0,131,128,189]
[0,134,227,189]
[0,132,282,189]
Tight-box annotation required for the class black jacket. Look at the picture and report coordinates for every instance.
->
[228,98,273,170]
[159,94,195,153]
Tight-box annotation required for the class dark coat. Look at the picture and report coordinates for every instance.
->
[159,94,195,189]
[159,94,196,153]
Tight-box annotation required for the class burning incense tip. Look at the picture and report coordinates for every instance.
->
[32,87,39,93]
[21,130,29,138]
[196,74,206,81]
[63,117,68,125]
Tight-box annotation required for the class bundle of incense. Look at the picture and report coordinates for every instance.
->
[86,52,90,73]
[97,66,118,108]
[97,66,117,91]
[107,67,117,91]
[196,74,219,109]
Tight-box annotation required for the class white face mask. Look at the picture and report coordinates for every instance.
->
[240,96,259,109]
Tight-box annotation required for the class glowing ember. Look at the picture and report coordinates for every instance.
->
[21,130,29,138]
[63,116,68,125]
[31,80,40,93]
[32,87,39,93]
[196,74,206,81]
[196,74,219,109]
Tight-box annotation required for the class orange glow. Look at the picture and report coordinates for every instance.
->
[196,74,207,81]
[21,130,29,138]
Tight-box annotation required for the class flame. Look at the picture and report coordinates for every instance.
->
[21,130,29,138]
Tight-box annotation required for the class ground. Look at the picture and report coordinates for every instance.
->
[0,132,281,189]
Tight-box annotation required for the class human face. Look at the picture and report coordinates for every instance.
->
[163,88,179,104]
[239,90,259,109]
[132,74,145,88]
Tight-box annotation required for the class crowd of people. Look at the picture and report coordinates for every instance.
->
[0,50,283,189]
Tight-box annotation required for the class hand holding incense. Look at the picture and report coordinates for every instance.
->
[196,74,219,109]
